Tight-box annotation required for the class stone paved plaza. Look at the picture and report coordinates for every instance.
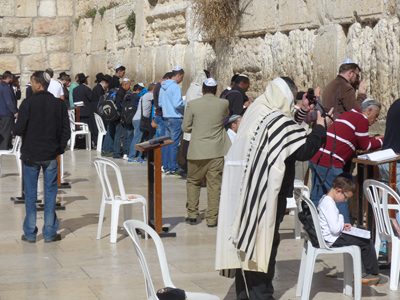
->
[0,149,398,299]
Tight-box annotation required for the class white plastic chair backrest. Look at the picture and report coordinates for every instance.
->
[94,113,106,134]
[68,110,75,122]
[68,112,77,133]
[124,220,175,300]
[11,136,21,154]
[93,157,127,201]
[363,179,400,241]
[299,196,330,250]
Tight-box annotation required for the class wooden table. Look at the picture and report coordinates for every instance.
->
[352,154,399,229]
[135,139,175,237]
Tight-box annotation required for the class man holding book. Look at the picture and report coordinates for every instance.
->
[309,98,384,223]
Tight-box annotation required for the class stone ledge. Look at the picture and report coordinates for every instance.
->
[147,1,188,22]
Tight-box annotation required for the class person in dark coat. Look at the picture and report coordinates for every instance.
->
[58,72,71,108]
[91,73,111,146]
[0,72,18,150]
[225,74,251,116]
[108,65,126,90]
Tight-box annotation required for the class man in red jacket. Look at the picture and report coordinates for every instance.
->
[309,98,383,223]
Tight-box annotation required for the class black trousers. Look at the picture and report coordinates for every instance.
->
[235,197,287,300]
[0,116,14,150]
[332,233,379,275]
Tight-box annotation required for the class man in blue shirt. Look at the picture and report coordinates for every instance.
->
[159,66,185,175]
[0,72,18,150]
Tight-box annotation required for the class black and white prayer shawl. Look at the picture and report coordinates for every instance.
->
[215,78,308,276]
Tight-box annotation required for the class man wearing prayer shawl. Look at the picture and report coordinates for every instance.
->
[215,77,333,299]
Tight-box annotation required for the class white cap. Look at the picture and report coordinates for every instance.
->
[116,64,122,69]
[342,58,356,65]
[204,78,217,87]
[138,82,144,88]
[173,66,182,71]
[238,74,249,78]
[362,98,374,104]
[122,78,130,82]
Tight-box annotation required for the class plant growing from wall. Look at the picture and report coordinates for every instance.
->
[126,12,136,33]
[99,6,106,17]
[190,0,248,42]
[88,8,97,19]
[73,17,81,26]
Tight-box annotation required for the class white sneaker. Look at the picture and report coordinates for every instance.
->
[161,166,165,173]
[123,154,128,160]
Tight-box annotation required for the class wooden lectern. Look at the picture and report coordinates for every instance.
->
[135,139,175,237]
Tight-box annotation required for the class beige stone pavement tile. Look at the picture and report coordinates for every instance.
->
[0,282,46,292]
[0,286,98,300]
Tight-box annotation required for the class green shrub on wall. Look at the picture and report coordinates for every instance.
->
[88,8,97,19]
[126,12,136,33]
[99,7,106,17]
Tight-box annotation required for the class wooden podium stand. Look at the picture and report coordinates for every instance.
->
[135,139,176,237]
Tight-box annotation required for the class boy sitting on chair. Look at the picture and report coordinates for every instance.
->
[318,172,388,286]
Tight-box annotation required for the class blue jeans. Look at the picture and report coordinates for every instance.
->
[164,118,182,172]
[102,123,115,153]
[309,161,349,223]
[123,124,134,156]
[23,159,59,241]
[155,116,167,168]
[113,122,124,157]
[129,120,144,159]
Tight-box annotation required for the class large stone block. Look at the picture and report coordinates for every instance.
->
[0,38,16,54]
[325,0,384,23]
[49,53,70,71]
[115,3,134,31]
[16,0,38,17]
[0,18,3,36]
[72,54,88,79]
[47,36,71,52]
[154,45,172,80]
[34,18,71,36]
[278,0,321,31]
[73,19,92,54]
[57,0,74,17]
[38,0,57,17]
[22,54,47,73]
[0,0,15,17]
[240,0,276,34]
[20,37,46,55]
[0,56,20,74]
[3,17,32,37]
[88,54,108,87]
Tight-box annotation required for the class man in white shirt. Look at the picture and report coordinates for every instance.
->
[227,114,241,144]
[45,68,64,100]
[317,173,387,286]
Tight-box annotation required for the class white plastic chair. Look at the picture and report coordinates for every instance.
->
[94,113,106,152]
[94,157,148,243]
[363,179,400,290]
[0,135,22,177]
[124,220,221,300]
[296,196,362,300]
[68,112,91,151]
[287,179,310,239]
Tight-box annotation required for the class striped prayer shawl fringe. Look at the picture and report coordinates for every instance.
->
[233,111,307,264]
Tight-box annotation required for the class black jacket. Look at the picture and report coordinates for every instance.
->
[14,90,70,162]
[108,75,121,90]
[225,85,248,116]
[383,98,400,153]
[115,88,127,113]
[91,83,105,113]
[73,84,92,117]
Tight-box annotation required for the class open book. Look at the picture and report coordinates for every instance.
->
[357,148,400,162]
[342,227,371,239]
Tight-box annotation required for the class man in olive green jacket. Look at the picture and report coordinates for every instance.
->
[182,78,231,227]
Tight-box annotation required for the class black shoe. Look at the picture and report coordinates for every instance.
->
[45,234,61,243]
[101,151,112,157]
[21,234,35,243]
[207,224,217,228]
[113,155,123,159]
[185,217,197,225]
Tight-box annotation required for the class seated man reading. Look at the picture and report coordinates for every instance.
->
[317,173,387,286]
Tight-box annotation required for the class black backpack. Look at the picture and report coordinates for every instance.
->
[297,200,320,248]
[97,88,119,122]
[121,92,138,125]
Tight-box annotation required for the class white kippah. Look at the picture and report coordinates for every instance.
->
[238,74,249,78]
[122,78,130,82]
[116,64,122,69]
[342,58,356,65]
[362,98,374,104]
[138,82,144,87]
[204,78,217,87]
[151,81,157,85]
[173,66,182,71]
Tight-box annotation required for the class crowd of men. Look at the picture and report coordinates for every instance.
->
[1,56,399,299]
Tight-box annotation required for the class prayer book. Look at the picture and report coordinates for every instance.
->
[341,227,371,239]
[357,148,400,162]
[74,101,84,106]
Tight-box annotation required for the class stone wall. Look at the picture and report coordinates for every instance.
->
[3,0,400,133]
[0,0,73,98]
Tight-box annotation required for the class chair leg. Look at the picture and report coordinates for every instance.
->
[294,207,301,239]
[352,248,362,300]
[142,203,148,240]
[88,133,91,151]
[123,204,132,236]
[301,243,317,300]
[97,200,106,240]
[97,134,102,152]
[110,202,120,243]
[15,156,22,178]
[390,239,400,290]
[296,240,308,297]
[70,134,75,151]
[343,253,354,295]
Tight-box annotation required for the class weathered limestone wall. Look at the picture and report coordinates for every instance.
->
[0,0,73,97]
